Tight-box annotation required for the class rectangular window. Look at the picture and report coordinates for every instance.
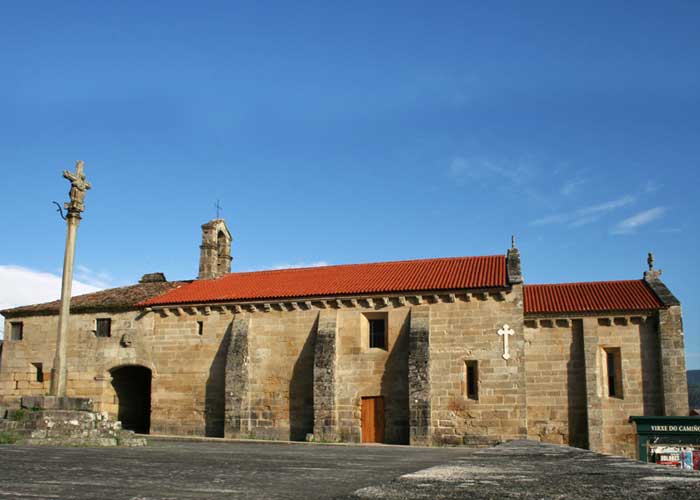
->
[96,318,112,338]
[465,360,479,400]
[368,318,387,350]
[32,363,43,383]
[605,348,623,398]
[197,320,204,336]
[10,322,23,341]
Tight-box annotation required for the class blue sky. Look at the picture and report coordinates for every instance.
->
[1,1,699,367]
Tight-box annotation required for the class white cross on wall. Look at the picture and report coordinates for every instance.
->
[498,324,515,360]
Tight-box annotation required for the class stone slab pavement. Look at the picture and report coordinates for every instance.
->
[1,439,699,500]
[0,439,467,500]
[339,440,700,500]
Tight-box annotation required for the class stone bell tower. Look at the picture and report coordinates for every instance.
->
[198,219,233,280]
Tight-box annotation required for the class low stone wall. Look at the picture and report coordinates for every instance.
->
[0,396,145,446]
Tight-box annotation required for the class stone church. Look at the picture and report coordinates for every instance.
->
[0,219,689,458]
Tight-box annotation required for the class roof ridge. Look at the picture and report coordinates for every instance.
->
[218,254,504,279]
[525,279,643,287]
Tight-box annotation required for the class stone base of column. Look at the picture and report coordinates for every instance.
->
[0,395,146,446]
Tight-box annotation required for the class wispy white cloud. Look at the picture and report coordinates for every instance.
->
[644,179,662,194]
[577,196,636,216]
[531,195,635,227]
[560,178,585,196]
[75,265,113,289]
[0,265,105,338]
[239,261,331,273]
[448,155,552,206]
[449,156,534,186]
[610,207,666,235]
[271,261,330,270]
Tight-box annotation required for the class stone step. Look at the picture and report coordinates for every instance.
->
[0,407,146,447]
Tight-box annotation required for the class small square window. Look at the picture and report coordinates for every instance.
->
[10,322,23,341]
[604,347,623,399]
[96,318,112,338]
[197,321,204,336]
[465,360,479,400]
[368,318,387,349]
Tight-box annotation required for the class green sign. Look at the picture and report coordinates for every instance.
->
[629,416,700,462]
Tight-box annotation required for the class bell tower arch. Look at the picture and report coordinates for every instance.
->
[198,219,232,280]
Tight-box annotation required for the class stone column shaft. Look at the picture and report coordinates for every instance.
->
[50,212,81,397]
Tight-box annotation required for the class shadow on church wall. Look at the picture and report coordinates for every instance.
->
[205,323,231,437]
[289,316,317,441]
[380,313,410,445]
[567,319,589,449]
[639,316,664,415]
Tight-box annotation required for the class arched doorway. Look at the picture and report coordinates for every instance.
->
[110,365,152,434]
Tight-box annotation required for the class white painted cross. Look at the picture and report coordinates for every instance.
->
[497,324,515,360]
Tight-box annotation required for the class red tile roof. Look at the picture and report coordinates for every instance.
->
[524,280,663,314]
[142,255,507,306]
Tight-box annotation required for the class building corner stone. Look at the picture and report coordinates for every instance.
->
[224,316,250,438]
[408,306,431,446]
[313,310,339,442]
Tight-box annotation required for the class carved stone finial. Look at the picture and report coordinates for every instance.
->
[511,235,516,248]
[62,160,91,215]
[647,252,654,271]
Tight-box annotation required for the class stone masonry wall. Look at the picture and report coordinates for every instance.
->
[224,316,250,437]
[658,306,689,416]
[428,285,527,446]
[409,306,431,446]
[0,316,58,402]
[1,308,234,437]
[245,309,317,440]
[524,319,588,448]
[313,310,337,441]
[335,306,409,444]
[581,315,662,458]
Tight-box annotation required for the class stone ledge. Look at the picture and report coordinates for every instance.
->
[21,396,93,412]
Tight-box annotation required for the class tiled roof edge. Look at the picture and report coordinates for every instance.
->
[643,271,681,307]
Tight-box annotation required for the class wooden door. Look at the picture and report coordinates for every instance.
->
[361,396,385,443]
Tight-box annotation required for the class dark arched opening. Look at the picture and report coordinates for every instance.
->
[110,365,152,434]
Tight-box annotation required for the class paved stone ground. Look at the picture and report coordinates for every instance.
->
[339,440,700,500]
[0,439,467,500]
[2,440,699,500]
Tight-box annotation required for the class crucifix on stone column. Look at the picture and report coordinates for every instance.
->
[50,160,91,397]
[498,324,515,360]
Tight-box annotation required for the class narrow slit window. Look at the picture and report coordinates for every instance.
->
[10,322,23,341]
[197,321,204,336]
[32,363,43,383]
[368,318,387,350]
[465,360,479,400]
[96,318,112,338]
[605,348,623,399]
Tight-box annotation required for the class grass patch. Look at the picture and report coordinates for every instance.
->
[9,409,27,421]
[0,431,18,444]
